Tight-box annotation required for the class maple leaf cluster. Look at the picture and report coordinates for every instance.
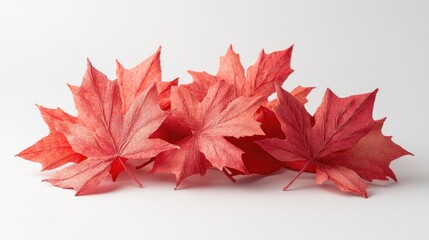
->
[17,46,412,197]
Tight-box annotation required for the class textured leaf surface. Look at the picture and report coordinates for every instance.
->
[18,50,178,195]
[16,106,86,170]
[151,81,264,187]
[257,85,411,197]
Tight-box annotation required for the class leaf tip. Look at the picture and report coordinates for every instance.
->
[74,190,86,197]
[86,58,92,67]
[226,44,238,56]
[174,176,184,190]
[115,58,123,68]
[228,43,233,51]
[34,103,42,109]
[325,88,334,95]
[362,191,369,198]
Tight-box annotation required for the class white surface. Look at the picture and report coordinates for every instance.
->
[0,0,427,239]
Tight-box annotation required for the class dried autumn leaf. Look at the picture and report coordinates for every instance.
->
[182,45,314,107]
[180,45,313,175]
[17,48,177,173]
[183,45,295,99]
[257,85,412,197]
[150,81,265,187]
[18,60,178,196]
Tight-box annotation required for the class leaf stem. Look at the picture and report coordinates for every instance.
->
[119,159,143,188]
[283,161,310,191]
[222,168,237,183]
[135,158,155,169]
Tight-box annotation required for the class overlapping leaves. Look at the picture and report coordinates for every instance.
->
[17,46,411,197]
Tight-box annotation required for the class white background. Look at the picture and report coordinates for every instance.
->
[0,0,427,239]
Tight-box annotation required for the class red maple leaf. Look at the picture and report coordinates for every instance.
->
[150,81,265,187]
[183,45,304,100]
[257,85,412,197]
[179,45,313,175]
[17,50,179,195]
[45,61,177,195]
[17,48,177,174]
